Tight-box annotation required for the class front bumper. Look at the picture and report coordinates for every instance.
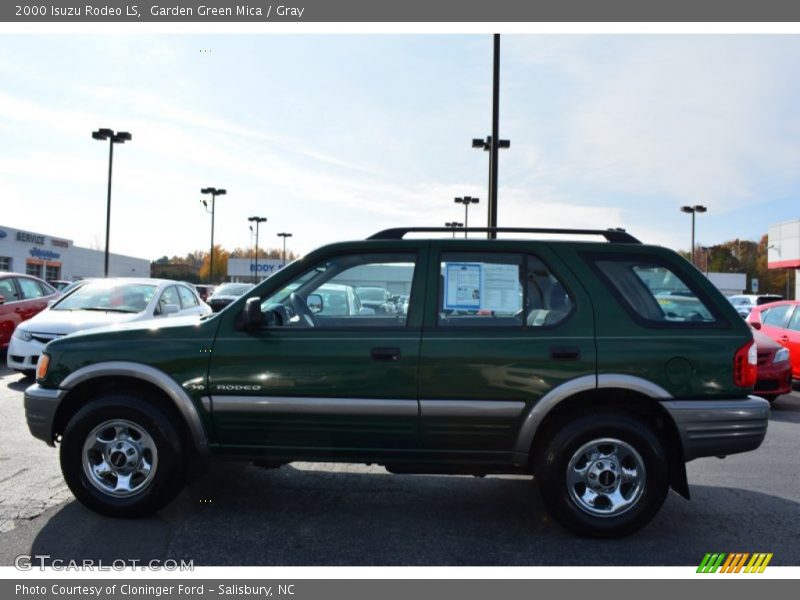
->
[24,383,66,446]
[6,336,45,371]
[660,396,770,461]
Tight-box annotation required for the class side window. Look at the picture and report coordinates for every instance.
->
[38,281,56,296]
[157,286,180,314]
[525,255,574,327]
[177,285,199,308]
[786,308,800,332]
[261,253,416,328]
[0,278,19,302]
[592,257,717,324]
[762,305,792,327]
[18,278,45,299]
[439,253,523,327]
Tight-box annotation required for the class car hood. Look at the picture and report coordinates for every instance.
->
[60,313,214,339]
[21,310,143,335]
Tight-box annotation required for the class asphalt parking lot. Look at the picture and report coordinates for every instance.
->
[1,359,798,567]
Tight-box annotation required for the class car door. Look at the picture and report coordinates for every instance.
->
[176,284,204,316]
[417,242,596,456]
[780,305,800,378]
[0,278,23,347]
[16,277,50,322]
[208,244,428,453]
[758,303,794,343]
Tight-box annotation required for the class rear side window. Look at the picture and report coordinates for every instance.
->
[762,305,792,327]
[18,278,45,299]
[437,253,573,328]
[592,257,717,325]
[177,285,199,308]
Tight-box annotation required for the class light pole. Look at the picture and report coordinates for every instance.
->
[445,222,464,238]
[680,205,707,265]
[92,128,132,277]
[201,187,226,283]
[277,232,293,266]
[454,196,479,238]
[248,216,267,282]
[472,34,510,239]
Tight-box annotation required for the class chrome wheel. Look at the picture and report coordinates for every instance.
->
[81,419,158,498]
[566,437,645,518]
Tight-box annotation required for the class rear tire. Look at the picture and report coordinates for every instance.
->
[535,411,669,538]
[60,393,187,518]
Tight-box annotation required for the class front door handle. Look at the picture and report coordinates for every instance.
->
[371,347,401,362]
[550,346,580,361]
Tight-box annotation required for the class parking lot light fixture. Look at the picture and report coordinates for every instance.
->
[454,197,479,238]
[277,232,293,266]
[92,128,132,277]
[680,205,707,265]
[444,222,464,238]
[201,187,226,283]
[248,216,267,282]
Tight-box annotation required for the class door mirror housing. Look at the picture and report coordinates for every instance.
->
[307,293,323,314]
[162,303,180,316]
[750,321,762,331]
[0,294,5,305]
[236,297,265,331]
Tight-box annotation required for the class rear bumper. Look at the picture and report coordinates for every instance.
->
[660,396,770,461]
[24,383,66,446]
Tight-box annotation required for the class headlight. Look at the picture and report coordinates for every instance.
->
[12,327,32,342]
[773,347,790,363]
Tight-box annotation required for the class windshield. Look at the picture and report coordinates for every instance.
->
[356,288,387,302]
[52,282,157,313]
[214,284,252,296]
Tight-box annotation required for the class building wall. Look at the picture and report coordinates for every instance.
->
[0,224,150,281]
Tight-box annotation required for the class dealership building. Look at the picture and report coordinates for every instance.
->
[768,218,800,299]
[0,225,150,281]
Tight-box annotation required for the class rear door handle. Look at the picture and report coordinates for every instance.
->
[550,346,580,361]
[371,347,401,362]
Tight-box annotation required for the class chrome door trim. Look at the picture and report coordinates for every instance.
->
[211,396,419,416]
[419,399,525,418]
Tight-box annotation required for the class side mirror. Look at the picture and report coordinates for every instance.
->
[0,295,5,305]
[359,307,376,316]
[163,303,180,316]
[235,297,265,332]
[307,293,323,314]
[751,321,762,330]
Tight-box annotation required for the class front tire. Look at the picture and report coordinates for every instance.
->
[60,393,187,517]
[535,411,669,538]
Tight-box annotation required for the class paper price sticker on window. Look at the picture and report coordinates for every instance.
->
[444,262,521,313]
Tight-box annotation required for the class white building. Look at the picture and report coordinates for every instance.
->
[0,225,150,281]
[768,218,800,299]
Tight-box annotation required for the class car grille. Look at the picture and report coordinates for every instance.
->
[756,379,779,391]
[30,333,65,344]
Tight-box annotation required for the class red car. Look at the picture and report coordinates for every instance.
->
[752,329,793,403]
[0,272,60,350]
[747,300,800,382]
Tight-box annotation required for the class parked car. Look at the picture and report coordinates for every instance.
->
[47,280,73,292]
[194,284,215,303]
[8,278,211,376]
[25,226,769,537]
[207,283,254,312]
[355,286,396,314]
[0,272,59,351]
[728,294,784,318]
[747,300,800,380]
[751,329,792,403]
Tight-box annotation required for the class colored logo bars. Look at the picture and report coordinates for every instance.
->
[697,552,773,573]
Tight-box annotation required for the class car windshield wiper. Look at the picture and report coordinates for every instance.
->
[80,307,139,313]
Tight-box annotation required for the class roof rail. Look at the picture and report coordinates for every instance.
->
[367,227,641,244]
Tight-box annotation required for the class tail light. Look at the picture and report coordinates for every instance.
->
[733,340,757,388]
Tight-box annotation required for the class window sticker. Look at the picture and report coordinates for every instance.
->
[443,262,521,312]
[444,263,481,310]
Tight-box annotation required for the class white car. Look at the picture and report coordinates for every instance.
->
[7,278,212,376]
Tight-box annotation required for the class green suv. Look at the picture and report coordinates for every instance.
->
[24,227,769,537]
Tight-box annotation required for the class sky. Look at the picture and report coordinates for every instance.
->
[1,34,799,260]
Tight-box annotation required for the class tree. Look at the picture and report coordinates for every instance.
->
[198,245,229,283]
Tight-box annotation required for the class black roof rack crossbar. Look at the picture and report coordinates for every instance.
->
[368,227,641,244]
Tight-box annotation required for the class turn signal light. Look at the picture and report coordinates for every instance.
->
[733,340,757,388]
[36,353,50,381]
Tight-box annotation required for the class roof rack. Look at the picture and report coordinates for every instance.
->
[368,227,641,244]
